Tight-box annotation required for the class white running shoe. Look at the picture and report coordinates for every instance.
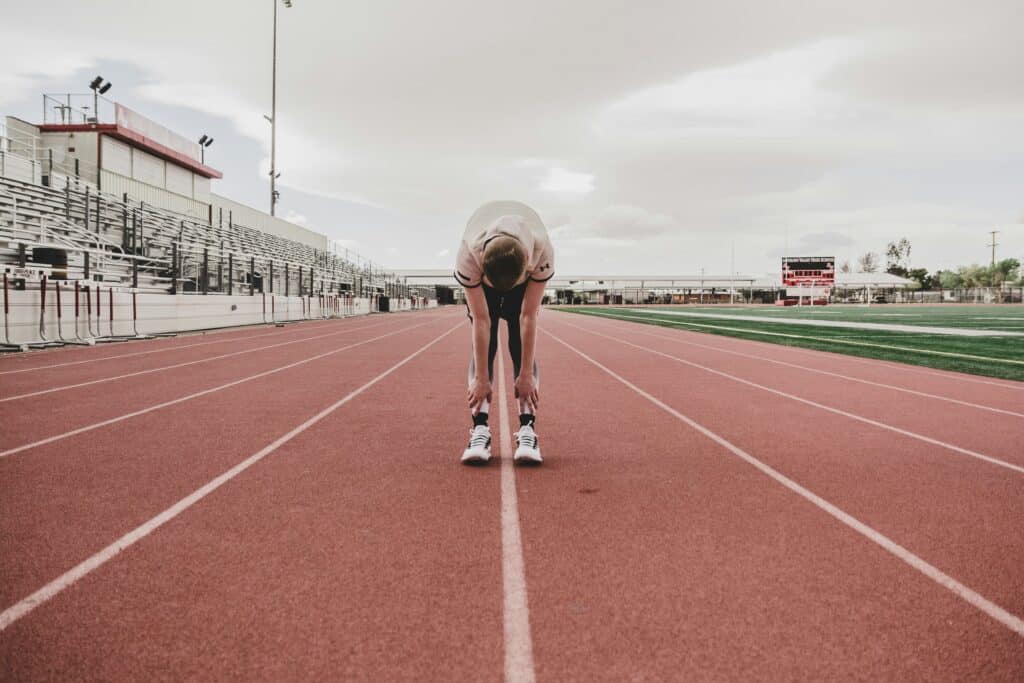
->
[513,424,543,464]
[461,425,492,464]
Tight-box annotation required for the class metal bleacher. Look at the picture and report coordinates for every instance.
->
[0,170,401,299]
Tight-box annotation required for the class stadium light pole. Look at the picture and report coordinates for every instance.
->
[88,76,112,123]
[270,0,293,216]
[198,135,214,164]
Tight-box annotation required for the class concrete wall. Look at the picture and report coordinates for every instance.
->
[40,130,99,184]
[210,194,329,251]
[99,170,210,220]
[1,285,414,348]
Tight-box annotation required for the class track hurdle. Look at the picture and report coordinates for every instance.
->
[129,289,174,339]
[25,276,64,350]
[1,273,28,352]
[53,280,91,346]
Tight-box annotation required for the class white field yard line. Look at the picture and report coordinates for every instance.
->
[580,314,1024,419]
[625,308,1024,338]
[554,319,1024,476]
[578,310,1024,367]
[580,310,1024,392]
[496,350,537,683]
[0,322,462,632]
[0,316,452,459]
[0,319,342,376]
[543,329,1024,639]
[0,318,395,402]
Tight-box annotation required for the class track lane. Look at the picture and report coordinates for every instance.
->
[568,309,1024,406]
[541,313,1024,619]
[562,312,1024,466]
[507,315,1023,680]
[0,312,449,451]
[577,311,1024,415]
[0,316,507,680]
[0,311,351,370]
[0,312,463,606]
[0,316,399,399]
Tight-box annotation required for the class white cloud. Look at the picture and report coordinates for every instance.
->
[599,38,865,135]
[539,167,595,194]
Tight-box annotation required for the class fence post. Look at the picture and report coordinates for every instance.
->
[228,253,233,296]
[250,256,256,295]
[170,242,178,294]
[285,263,289,297]
[202,248,209,295]
[121,198,129,251]
[269,261,274,294]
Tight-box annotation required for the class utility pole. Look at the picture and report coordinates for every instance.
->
[988,230,999,267]
[270,0,279,215]
[270,1,292,215]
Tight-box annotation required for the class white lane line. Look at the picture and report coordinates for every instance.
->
[596,311,1024,365]
[0,317,450,459]
[0,320,336,376]
[0,321,461,632]
[556,319,1024,476]
[544,328,1024,638]
[580,314,1024,419]
[496,350,537,683]
[0,318,392,402]
[624,308,1024,337]
[568,310,1024,392]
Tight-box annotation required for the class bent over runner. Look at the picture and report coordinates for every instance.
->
[455,200,555,464]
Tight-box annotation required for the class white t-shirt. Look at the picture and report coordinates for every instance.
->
[454,200,555,288]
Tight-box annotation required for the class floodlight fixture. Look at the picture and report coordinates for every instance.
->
[198,134,214,163]
[87,76,112,123]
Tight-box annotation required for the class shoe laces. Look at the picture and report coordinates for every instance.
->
[469,426,491,447]
[514,426,537,449]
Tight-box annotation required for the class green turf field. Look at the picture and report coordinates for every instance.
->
[556,305,1024,381]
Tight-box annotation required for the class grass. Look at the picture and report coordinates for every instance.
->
[555,305,1024,382]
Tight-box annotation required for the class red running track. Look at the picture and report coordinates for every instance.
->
[0,306,1021,680]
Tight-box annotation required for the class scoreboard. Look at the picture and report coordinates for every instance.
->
[781,256,835,300]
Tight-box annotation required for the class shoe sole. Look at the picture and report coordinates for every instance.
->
[461,450,492,465]
[513,450,543,465]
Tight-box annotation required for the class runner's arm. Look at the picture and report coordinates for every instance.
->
[465,285,492,413]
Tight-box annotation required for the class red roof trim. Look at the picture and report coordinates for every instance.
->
[38,123,223,179]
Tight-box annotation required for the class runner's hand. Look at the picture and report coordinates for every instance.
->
[467,377,492,414]
[514,373,539,412]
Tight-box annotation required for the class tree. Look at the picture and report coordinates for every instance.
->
[857,252,880,273]
[886,237,912,277]
[990,258,1021,286]
[906,267,936,289]
[959,264,991,287]
[938,270,963,289]
[838,260,852,274]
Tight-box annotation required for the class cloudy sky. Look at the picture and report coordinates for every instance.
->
[2,0,1021,276]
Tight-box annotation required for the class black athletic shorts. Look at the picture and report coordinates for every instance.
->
[465,281,528,326]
